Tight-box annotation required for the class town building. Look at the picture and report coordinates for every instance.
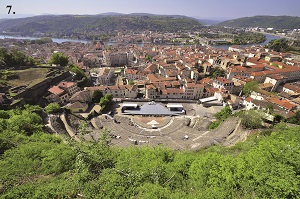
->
[47,81,79,104]
[91,67,115,86]
[103,51,133,67]
[85,85,138,99]
[213,77,234,92]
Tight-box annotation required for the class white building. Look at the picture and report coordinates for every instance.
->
[91,67,115,86]
[213,77,234,92]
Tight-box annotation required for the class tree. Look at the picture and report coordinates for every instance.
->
[195,65,204,73]
[214,106,232,121]
[0,110,10,119]
[145,54,152,61]
[273,114,285,123]
[209,106,232,129]
[7,110,43,135]
[266,38,290,52]
[0,47,35,67]
[211,68,226,78]
[266,104,274,114]
[92,90,103,103]
[45,103,61,114]
[287,110,300,125]
[99,94,113,111]
[100,98,109,107]
[11,49,26,66]
[242,81,259,96]
[239,110,263,129]
[104,94,113,102]
[49,52,68,66]
[208,120,222,130]
[128,79,134,85]
[69,64,86,80]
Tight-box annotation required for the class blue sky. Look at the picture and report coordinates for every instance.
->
[1,0,300,19]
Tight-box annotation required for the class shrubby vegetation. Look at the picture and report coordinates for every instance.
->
[49,52,68,66]
[287,110,300,125]
[209,106,232,129]
[128,79,135,85]
[0,106,299,198]
[242,80,259,96]
[232,32,266,45]
[68,64,91,88]
[0,47,35,68]
[210,67,226,78]
[45,103,61,114]
[99,94,114,111]
[68,64,85,79]
[266,38,300,53]
[0,70,18,86]
[30,37,53,45]
[92,90,103,103]
[237,110,264,129]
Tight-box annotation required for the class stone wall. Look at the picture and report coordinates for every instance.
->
[14,71,72,104]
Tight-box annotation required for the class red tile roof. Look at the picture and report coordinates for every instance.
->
[58,81,75,88]
[48,86,65,95]
[125,69,137,74]
[215,77,233,84]
[268,97,296,110]
[166,88,185,94]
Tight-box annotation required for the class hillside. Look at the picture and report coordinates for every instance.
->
[0,14,203,37]
[217,15,300,29]
[0,106,299,198]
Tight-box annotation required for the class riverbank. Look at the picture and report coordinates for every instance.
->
[0,32,285,50]
[0,35,89,44]
[250,30,292,39]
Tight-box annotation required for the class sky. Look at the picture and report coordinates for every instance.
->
[0,0,300,20]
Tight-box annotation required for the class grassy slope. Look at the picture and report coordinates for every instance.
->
[8,68,49,87]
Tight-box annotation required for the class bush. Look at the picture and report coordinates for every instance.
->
[49,52,68,66]
[239,110,263,129]
[214,106,232,120]
[45,103,61,114]
[92,90,103,103]
[208,120,222,129]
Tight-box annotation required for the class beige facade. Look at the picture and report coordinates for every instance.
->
[103,51,132,67]
[85,85,138,99]
[213,77,234,92]
[145,83,204,100]
[92,67,115,86]
[47,82,79,104]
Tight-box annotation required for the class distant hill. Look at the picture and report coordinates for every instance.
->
[217,15,300,29]
[0,19,8,22]
[194,18,224,26]
[96,12,125,16]
[0,14,203,37]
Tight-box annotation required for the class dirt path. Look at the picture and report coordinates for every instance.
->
[90,118,99,129]
[46,115,58,134]
[60,113,81,142]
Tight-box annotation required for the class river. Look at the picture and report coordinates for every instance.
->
[0,33,283,49]
[0,35,89,44]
